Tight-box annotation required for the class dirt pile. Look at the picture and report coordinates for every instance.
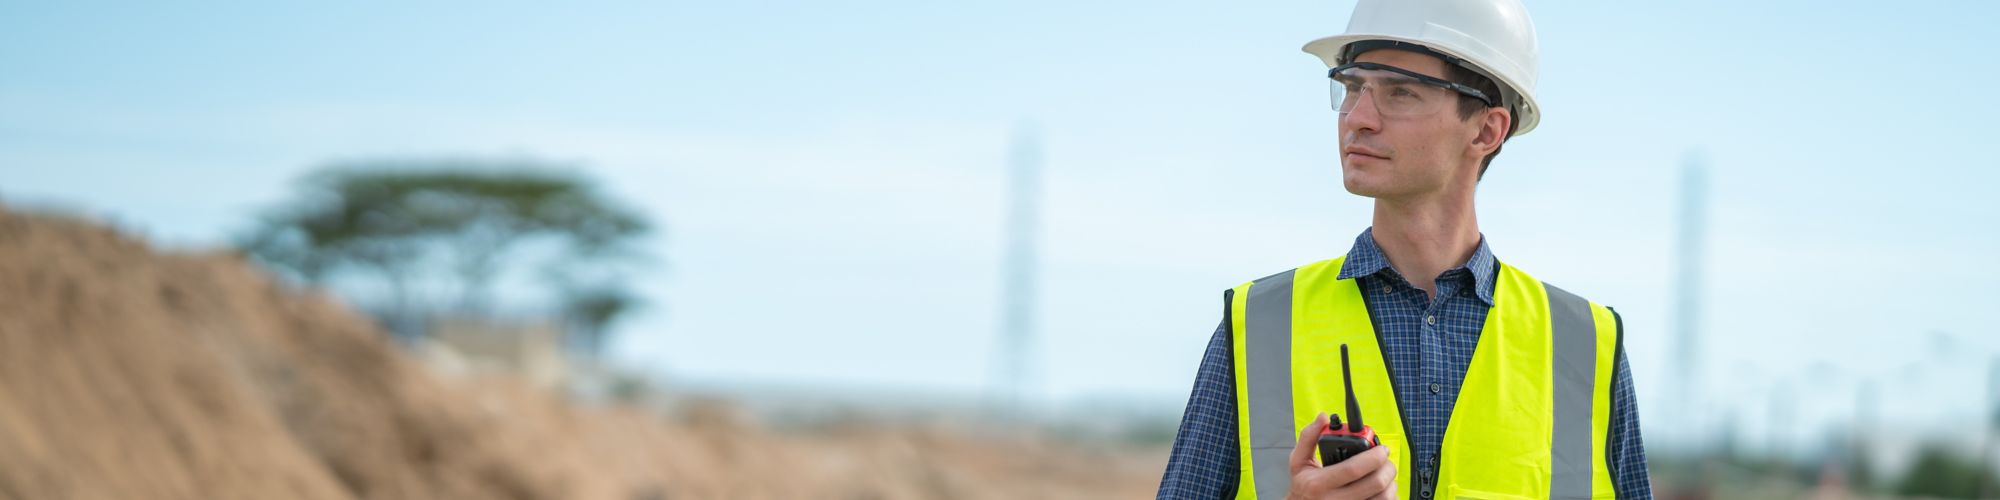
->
[0,205,1163,500]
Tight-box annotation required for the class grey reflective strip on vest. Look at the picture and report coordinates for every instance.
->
[1544,283,1597,499]
[1245,269,1295,499]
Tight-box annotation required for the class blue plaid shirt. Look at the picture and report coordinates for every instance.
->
[1157,229,1651,499]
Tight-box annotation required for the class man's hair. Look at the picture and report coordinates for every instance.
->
[1442,63,1514,180]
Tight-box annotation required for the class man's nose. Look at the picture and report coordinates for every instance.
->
[1340,92,1382,135]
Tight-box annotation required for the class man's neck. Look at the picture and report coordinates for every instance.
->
[1370,191,1481,300]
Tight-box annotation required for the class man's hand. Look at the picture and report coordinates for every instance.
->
[1285,413,1396,500]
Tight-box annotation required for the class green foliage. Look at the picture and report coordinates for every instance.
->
[557,283,642,356]
[1894,442,1998,498]
[238,158,652,349]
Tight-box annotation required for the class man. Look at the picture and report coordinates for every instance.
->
[1156,0,1651,499]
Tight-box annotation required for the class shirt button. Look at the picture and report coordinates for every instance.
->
[1429,383,1442,394]
[1425,315,1436,325]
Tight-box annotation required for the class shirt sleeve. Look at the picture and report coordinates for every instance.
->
[1606,308,1654,499]
[1157,293,1241,500]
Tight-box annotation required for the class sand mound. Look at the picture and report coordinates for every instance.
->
[0,205,1162,500]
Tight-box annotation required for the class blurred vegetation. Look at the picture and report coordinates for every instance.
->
[1648,438,1998,499]
[1894,442,1998,498]
[238,159,652,357]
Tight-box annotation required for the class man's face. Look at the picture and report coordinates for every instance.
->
[1337,49,1483,200]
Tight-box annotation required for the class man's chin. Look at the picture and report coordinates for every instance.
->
[1341,174,1388,198]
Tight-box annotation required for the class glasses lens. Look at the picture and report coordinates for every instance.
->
[1329,66,1449,118]
[1330,78,1347,112]
[1330,71,1364,114]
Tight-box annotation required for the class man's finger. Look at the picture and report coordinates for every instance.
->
[1367,483,1399,500]
[1288,412,1330,474]
[1313,443,1391,487]
[1329,454,1397,499]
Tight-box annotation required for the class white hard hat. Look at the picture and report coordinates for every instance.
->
[1302,0,1542,137]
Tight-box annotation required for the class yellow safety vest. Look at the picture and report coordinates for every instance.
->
[1229,256,1620,500]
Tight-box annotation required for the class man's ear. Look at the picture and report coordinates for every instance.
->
[1470,107,1510,157]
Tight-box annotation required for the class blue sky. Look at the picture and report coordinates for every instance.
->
[4,1,1998,454]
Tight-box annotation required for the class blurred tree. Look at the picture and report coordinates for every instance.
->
[1895,442,2000,498]
[559,283,640,358]
[238,159,652,351]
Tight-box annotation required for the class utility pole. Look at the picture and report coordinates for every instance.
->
[994,123,1043,417]
[1672,152,1708,452]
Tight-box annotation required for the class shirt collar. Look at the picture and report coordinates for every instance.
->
[1336,227,1499,306]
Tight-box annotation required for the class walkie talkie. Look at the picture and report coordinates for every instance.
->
[1318,344,1381,465]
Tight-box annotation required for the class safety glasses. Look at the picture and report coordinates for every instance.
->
[1328,62,1497,117]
